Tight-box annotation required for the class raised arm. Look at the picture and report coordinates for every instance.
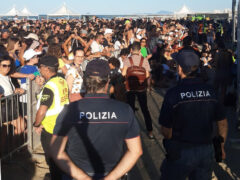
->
[75,35,87,48]
[62,34,74,56]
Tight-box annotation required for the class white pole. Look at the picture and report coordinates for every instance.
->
[233,0,236,42]
[237,0,240,129]
[0,159,2,180]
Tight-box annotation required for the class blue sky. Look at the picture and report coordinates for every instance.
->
[0,0,232,15]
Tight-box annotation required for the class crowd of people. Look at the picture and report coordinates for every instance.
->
[0,16,235,179]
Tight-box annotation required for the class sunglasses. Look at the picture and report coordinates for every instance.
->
[1,64,11,68]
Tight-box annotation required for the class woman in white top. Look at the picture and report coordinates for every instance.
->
[66,48,85,102]
[0,55,25,135]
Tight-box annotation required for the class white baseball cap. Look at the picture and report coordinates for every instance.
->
[104,29,113,35]
[23,49,41,61]
[29,40,40,50]
[24,33,39,41]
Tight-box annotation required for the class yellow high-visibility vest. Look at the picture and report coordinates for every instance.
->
[37,76,69,134]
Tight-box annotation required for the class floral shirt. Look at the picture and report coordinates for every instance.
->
[66,65,84,94]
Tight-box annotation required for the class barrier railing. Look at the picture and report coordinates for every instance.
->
[0,78,41,179]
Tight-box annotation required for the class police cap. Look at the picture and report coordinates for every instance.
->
[85,59,110,78]
[175,50,200,72]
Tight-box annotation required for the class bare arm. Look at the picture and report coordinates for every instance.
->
[217,119,228,144]
[50,135,92,180]
[104,136,142,180]
[147,54,152,60]
[34,105,48,127]
[61,66,68,76]
[75,36,87,48]
[146,70,150,79]
[62,35,74,56]
[121,66,128,77]
[10,72,35,80]
[160,126,172,139]
[61,57,72,64]
[84,40,93,54]
[19,44,27,66]
[217,119,228,159]
[66,74,74,93]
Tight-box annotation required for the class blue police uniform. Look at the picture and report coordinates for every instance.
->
[54,93,140,179]
[159,78,226,180]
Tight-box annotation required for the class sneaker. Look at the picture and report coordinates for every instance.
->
[148,131,154,139]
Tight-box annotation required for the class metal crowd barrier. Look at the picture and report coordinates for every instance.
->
[0,78,41,179]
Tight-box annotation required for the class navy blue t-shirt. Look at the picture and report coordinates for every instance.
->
[19,65,39,84]
[54,93,140,174]
[159,78,226,144]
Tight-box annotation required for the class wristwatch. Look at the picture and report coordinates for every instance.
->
[33,122,41,127]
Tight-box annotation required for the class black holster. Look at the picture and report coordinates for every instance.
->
[212,136,224,162]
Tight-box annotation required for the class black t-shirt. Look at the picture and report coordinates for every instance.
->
[109,69,124,86]
[54,93,139,174]
[159,78,226,144]
[102,38,109,47]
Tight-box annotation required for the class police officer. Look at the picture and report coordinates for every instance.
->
[33,55,69,180]
[50,59,142,180]
[159,50,228,180]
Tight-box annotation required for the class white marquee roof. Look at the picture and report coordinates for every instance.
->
[6,7,19,16]
[48,3,80,16]
[20,7,33,16]
[175,5,193,15]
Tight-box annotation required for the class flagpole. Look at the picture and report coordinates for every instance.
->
[237,0,240,130]
[233,0,237,42]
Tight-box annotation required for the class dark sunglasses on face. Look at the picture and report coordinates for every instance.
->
[1,64,11,68]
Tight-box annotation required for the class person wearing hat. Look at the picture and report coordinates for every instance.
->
[50,59,142,180]
[24,33,39,41]
[103,29,113,48]
[18,49,41,116]
[158,50,228,180]
[19,49,41,86]
[33,55,69,180]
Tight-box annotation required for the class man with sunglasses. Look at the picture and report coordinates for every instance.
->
[33,55,69,180]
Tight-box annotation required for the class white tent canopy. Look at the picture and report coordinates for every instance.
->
[6,7,19,16]
[175,5,193,15]
[20,7,33,16]
[48,3,80,16]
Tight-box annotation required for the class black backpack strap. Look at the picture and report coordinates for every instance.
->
[139,57,144,68]
[129,57,134,66]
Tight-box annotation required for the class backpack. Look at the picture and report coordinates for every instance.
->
[126,56,147,91]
